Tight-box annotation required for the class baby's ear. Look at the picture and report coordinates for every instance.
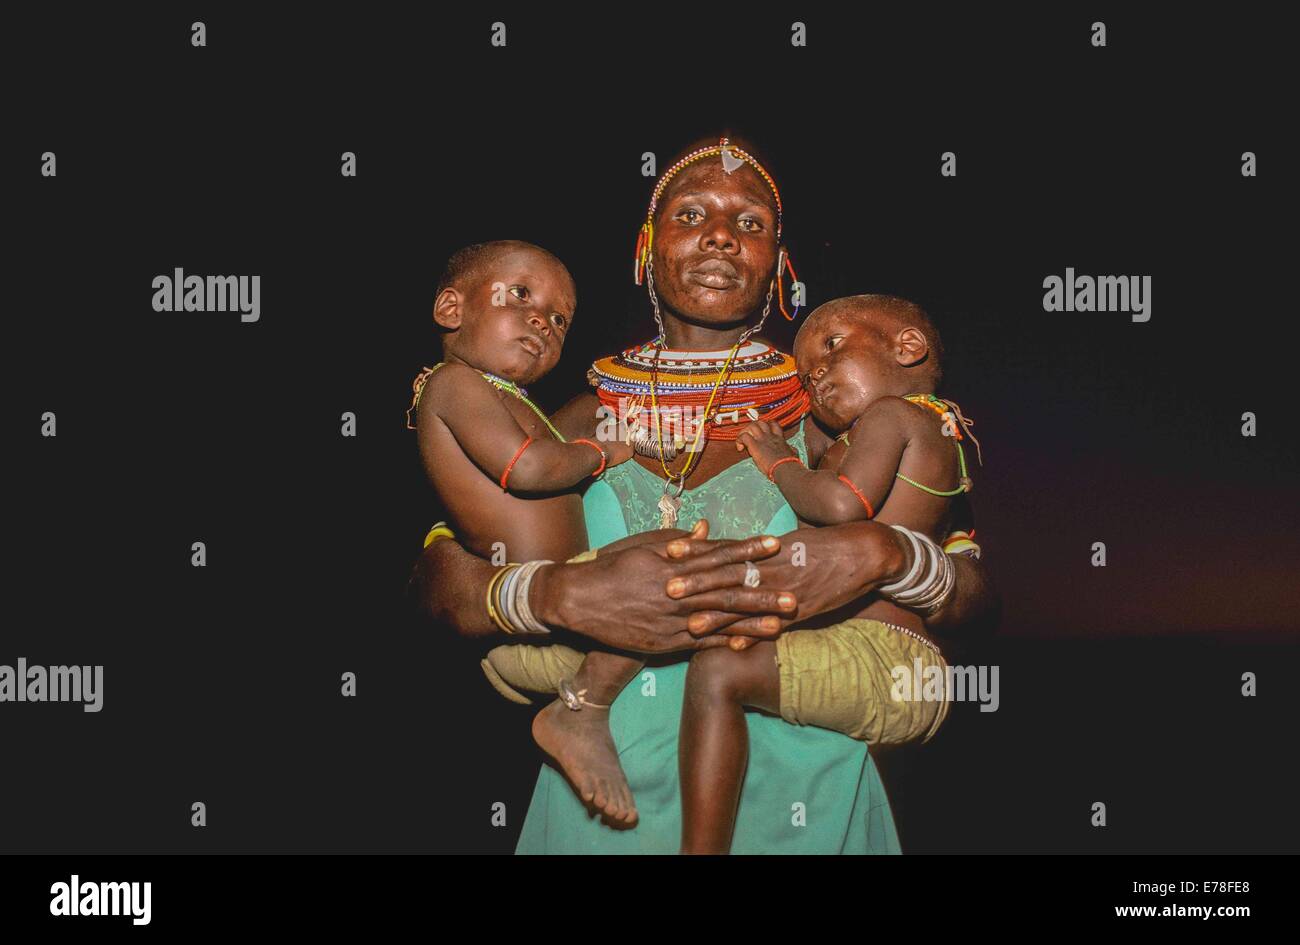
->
[895,326,930,367]
[432,288,463,331]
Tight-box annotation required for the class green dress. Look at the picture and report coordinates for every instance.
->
[515,420,902,854]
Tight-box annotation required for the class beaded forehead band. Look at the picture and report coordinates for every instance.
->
[633,137,785,287]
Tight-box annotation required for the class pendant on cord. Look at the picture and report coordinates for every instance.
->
[658,482,684,528]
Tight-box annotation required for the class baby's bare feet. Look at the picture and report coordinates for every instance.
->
[532,699,638,827]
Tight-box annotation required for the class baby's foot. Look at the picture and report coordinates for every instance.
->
[532,699,638,827]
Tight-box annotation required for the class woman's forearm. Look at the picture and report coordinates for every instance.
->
[743,521,910,623]
[408,538,550,641]
[656,521,999,642]
[824,524,1000,638]
[812,523,999,638]
[408,538,498,638]
[409,524,799,651]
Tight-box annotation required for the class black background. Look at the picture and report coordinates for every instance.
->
[5,6,1296,855]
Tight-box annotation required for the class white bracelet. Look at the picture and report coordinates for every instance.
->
[513,559,553,634]
[496,566,522,631]
[891,535,942,605]
[907,550,954,614]
[877,527,955,615]
[878,525,924,596]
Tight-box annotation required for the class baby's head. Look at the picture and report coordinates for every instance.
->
[793,294,944,431]
[433,240,576,385]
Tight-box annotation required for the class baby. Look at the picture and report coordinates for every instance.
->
[677,293,981,853]
[408,239,648,826]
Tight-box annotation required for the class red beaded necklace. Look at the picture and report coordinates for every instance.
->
[589,340,811,446]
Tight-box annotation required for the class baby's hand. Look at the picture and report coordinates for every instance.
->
[735,419,795,472]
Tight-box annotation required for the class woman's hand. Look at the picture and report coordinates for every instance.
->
[529,520,799,653]
[594,524,694,555]
[663,520,909,635]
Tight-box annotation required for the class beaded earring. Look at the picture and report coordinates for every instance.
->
[775,248,802,322]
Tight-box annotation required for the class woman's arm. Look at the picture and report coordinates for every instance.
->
[407,520,798,652]
[550,391,603,441]
[665,520,998,639]
[407,534,540,639]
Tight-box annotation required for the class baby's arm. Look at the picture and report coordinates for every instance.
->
[736,400,911,525]
[419,363,625,493]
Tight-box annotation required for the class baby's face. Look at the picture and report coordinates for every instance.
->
[457,248,576,384]
[793,305,898,431]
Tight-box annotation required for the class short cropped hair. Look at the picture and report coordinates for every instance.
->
[436,239,567,296]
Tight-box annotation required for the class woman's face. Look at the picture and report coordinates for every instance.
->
[650,160,780,328]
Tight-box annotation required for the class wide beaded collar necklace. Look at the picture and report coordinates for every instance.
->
[589,340,811,526]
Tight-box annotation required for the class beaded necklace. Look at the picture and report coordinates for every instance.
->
[480,371,566,442]
[590,340,811,526]
[405,363,565,442]
[836,393,981,497]
[649,339,743,494]
[590,341,810,446]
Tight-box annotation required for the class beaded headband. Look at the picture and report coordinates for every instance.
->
[633,137,784,287]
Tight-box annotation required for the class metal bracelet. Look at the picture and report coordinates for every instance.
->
[513,559,554,634]
[877,527,955,616]
[878,525,924,596]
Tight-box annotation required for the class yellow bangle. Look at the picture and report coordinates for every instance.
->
[423,521,457,548]
[485,564,519,634]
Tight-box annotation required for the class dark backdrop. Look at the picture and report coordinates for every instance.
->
[6,6,1296,853]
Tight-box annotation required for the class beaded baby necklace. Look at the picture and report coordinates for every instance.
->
[405,363,565,442]
[480,371,566,442]
[898,394,979,495]
[836,394,981,497]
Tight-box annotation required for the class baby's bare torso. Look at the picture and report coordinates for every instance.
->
[420,383,588,563]
[804,420,952,638]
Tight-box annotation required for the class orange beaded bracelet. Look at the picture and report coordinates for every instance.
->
[837,474,875,518]
[571,438,607,477]
[766,455,803,482]
[500,436,535,490]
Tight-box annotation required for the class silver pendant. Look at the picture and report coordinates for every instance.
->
[634,427,678,461]
[628,414,685,461]
[657,490,682,528]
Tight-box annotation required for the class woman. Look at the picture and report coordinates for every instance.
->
[411,136,997,853]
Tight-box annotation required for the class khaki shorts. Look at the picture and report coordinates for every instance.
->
[775,618,950,746]
[478,552,950,748]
